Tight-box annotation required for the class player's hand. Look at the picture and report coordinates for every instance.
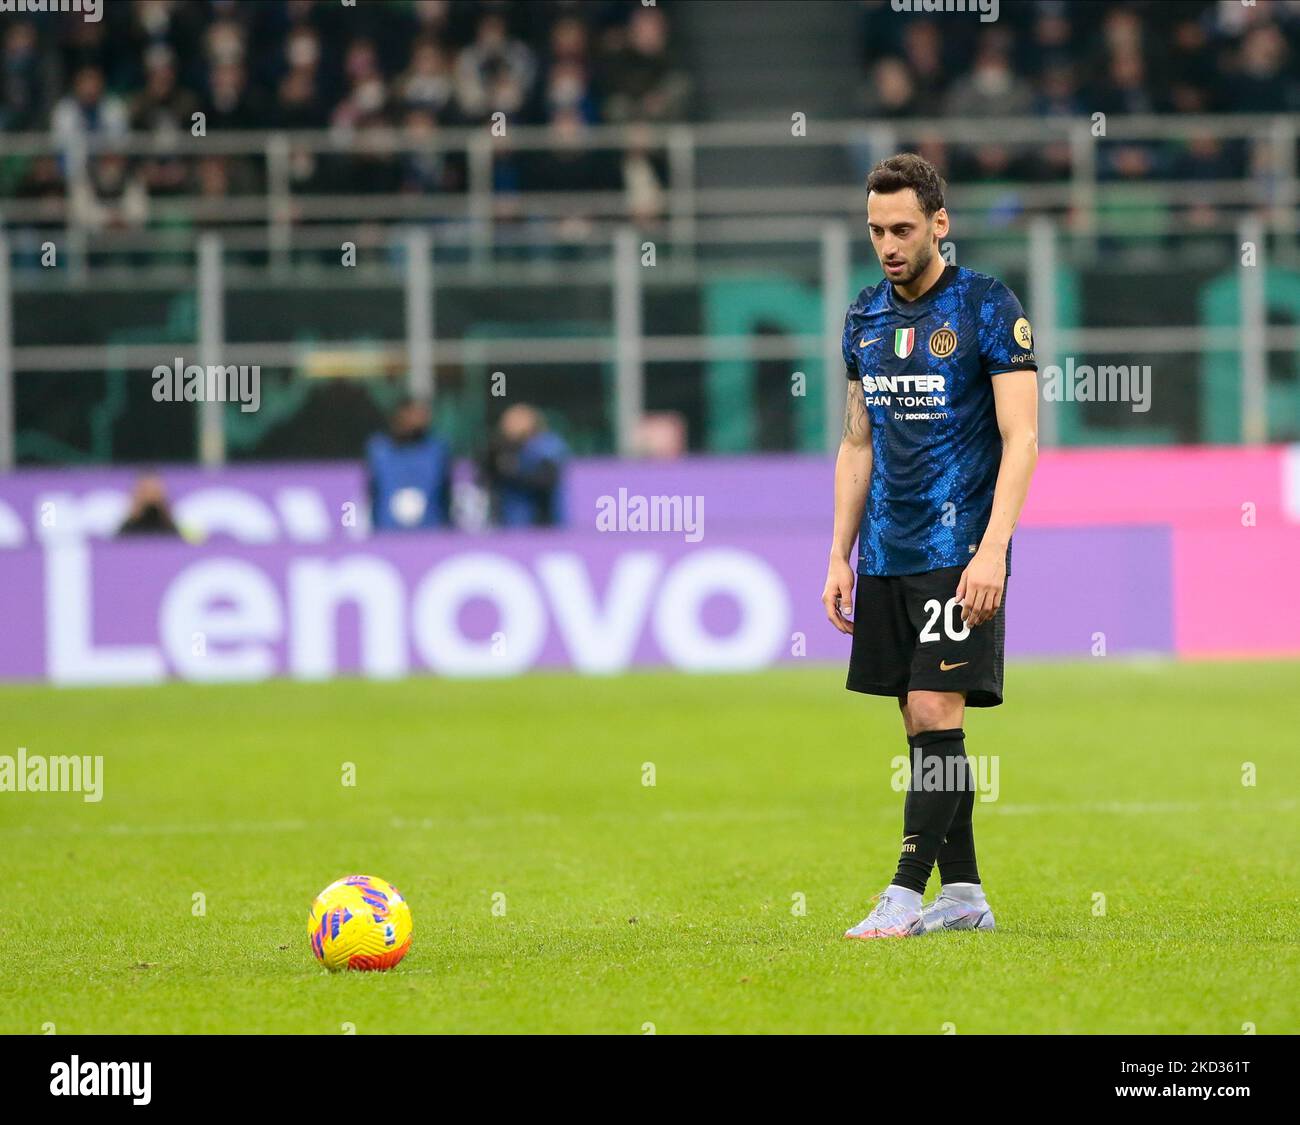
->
[956,548,1005,627]
[822,556,857,634]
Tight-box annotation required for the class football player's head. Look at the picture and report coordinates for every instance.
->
[865,153,950,289]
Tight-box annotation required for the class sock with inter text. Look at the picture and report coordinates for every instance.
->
[890,728,970,896]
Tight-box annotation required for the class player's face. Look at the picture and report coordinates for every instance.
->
[866,190,948,286]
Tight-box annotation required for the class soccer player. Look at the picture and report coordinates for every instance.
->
[822,153,1039,939]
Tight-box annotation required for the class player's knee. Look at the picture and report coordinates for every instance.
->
[906,690,963,732]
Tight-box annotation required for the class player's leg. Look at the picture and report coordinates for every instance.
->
[902,566,1006,932]
[898,690,977,894]
[904,689,994,932]
[903,688,978,888]
[904,568,1004,933]
[846,690,966,939]
[844,591,927,939]
[891,689,968,895]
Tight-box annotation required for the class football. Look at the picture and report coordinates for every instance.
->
[307,875,412,972]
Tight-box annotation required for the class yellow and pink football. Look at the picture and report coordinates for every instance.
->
[307,875,412,971]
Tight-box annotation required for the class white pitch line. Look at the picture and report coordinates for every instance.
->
[1,799,1293,839]
[988,799,1296,817]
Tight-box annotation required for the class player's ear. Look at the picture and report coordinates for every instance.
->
[932,207,950,239]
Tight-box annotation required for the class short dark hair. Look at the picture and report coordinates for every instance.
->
[865,153,946,216]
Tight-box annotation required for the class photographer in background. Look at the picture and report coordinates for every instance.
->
[365,397,452,532]
[116,473,181,538]
[480,404,568,528]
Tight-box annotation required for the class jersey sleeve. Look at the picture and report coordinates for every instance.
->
[978,280,1037,375]
[842,307,860,381]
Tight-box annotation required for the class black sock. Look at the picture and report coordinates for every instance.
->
[891,728,969,895]
[937,750,980,886]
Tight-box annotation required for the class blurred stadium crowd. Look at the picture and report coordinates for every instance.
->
[3,0,1297,217]
[2,0,687,217]
[858,0,1300,184]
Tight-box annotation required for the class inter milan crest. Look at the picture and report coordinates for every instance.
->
[929,326,958,358]
[893,327,915,358]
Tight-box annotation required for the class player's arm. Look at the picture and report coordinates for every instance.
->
[957,369,1038,626]
[823,381,872,634]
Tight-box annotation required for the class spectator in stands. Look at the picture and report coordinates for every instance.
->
[480,404,568,529]
[326,113,401,194]
[70,152,149,233]
[1034,64,1083,119]
[1092,50,1164,180]
[519,108,620,232]
[549,14,591,70]
[622,122,667,225]
[860,58,918,119]
[57,4,114,85]
[1173,131,1231,228]
[1093,49,1162,117]
[455,11,537,122]
[331,37,389,132]
[899,20,947,115]
[204,15,246,70]
[52,65,128,147]
[541,57,598,124]
[1232,23,1294,112]
[274,24,327,128]
[598,4,689,123]
[276,64,328,130]
[130,46,200,136]
[397,38,456,121]
[8,0,1297,251]
[125,0,206,93]
[130,47,200,197]
[1165,13,1221,113]
[366,397,453,532]
[535,15,596,123]
[204,60,269,130]
[1029,2,1075,65]
[410,0,454,40]
[15,155,66,217]
[2,20,48,133]
[399,108,464,195]
[481,55,532,124]
[943,36,1033,118]
[117,474,181,538]
[1031,68,1078,182]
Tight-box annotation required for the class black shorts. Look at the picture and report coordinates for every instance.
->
[845,564,1006,708]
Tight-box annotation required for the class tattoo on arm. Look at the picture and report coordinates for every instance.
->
[842,382,869,442]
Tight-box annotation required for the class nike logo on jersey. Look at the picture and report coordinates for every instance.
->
[939,660,969,671]
[859,337,880,348]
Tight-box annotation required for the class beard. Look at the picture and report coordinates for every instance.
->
[893,241,934,287]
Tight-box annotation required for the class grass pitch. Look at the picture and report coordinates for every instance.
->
[1,661,1296,1034]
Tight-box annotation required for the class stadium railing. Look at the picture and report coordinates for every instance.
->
[0,112,1296,246]
[0,212,1293,468]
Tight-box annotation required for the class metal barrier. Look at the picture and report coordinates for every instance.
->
[0,211,1289,467]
